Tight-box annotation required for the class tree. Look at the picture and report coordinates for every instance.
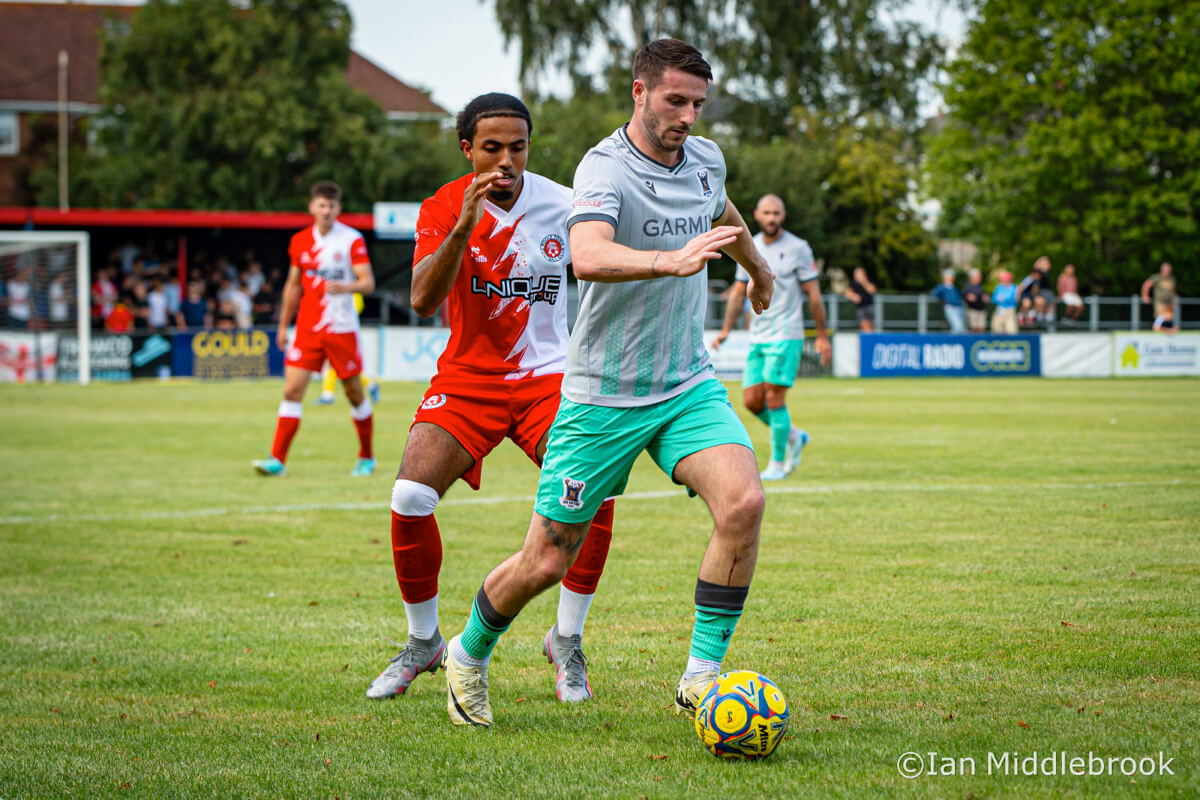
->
[926,0,1200,293]
[38,0,461,211]
[494,0,943,135]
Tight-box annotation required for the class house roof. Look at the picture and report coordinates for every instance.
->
[0,2,446,117]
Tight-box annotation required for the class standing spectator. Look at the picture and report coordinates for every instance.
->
[48,272,72,326]
[243,260,266,297]
[146,277,170,331]
[128,281,151,330]
[214,299,238,330]
[106,296,134,332]
[1141,262,1177,331]
[931,268,965,333]
[92,265,118,328]
[991,270,1019,333]
[1057,264,1084,326]
[1017,256,1051,326]
[230,279,253,329]
[163,273,182,319]
[175,280,212,329]
[845,267,876,332]
[963,268,988,332]
[251,276,278,325]
[6,265,32,328]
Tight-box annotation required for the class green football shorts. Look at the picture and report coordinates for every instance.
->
[534,377,754,524]
[742,338,804,388]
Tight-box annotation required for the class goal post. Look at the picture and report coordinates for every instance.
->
[0,230,90,384]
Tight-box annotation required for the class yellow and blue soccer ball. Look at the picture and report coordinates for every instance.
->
[694,671,789,760]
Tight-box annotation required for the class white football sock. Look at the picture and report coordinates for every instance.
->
[404,595,439,641]
[684,656,722,680]
[556,586,595,638]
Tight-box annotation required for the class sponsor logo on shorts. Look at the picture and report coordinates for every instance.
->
[420,393,447,410]
[559,477,586,510]
[288,347,302,361]
[345,359,358,371]
[540,234,565,262]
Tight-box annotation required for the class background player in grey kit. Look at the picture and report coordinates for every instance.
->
[713,193,830,480]
[441,38,776,728]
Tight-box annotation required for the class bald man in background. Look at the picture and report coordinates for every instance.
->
[713,194,830,480]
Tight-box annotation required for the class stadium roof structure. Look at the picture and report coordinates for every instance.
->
[0,1,447,119]
[0,207,375,231]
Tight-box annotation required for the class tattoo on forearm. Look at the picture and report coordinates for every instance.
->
[650,252,660,277]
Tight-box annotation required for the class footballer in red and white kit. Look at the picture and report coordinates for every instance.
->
[286,221,370,376]
[252,181,378,479]
[366,94,615,706]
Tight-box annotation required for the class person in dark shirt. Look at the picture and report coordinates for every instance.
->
[1018,256,1051,326]
[252,283,278,325]
[845,266,876,332]
[963,268,988,332]
[175,280,212,329]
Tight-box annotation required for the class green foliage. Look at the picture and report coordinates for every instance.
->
[926,0,1200,293]
[717,114,937,288]
[41,0,461,211]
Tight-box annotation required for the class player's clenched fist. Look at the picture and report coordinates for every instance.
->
[747,270,774,314]
[458,171,504,231]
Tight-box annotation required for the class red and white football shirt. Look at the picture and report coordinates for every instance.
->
[414,171,571,379]
[289,220,370,335]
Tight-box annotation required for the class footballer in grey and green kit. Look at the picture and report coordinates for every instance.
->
[564,126,729,406]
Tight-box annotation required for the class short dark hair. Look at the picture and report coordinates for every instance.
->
[632,39,713,88]
[310,180,341,202]
[456,93,532,144]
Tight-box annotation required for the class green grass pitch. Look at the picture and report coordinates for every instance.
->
[1,377,1197,798]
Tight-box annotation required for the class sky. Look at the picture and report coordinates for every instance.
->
[346,0,969,114]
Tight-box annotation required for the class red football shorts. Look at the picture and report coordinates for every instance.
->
[412,371,563,490]
[286,329,363,379]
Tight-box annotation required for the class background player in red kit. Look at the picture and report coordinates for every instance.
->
[253,181,377,477]
[366,94,615,704]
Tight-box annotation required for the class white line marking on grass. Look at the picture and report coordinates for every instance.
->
[0,479,1191,526]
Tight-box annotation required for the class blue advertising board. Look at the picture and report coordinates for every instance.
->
[172,329,285,379]
[860,334,1041,377]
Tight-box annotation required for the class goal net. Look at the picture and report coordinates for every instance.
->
[0,231,90,384]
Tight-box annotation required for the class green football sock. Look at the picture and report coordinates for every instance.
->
[689,579,749,663]
[754,408,771,427]
[768,405,792,463]
[460,586,514,662]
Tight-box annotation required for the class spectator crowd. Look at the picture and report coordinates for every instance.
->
[87,240,283,333]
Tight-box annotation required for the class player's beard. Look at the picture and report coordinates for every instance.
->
[641,105,688,156]
[762,221,781,237]
[487,173,520,204]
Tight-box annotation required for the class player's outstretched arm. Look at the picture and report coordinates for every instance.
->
[714,200,773,313]
[276,267,302,351]
[570,220,742,283]
[411,172,505,316]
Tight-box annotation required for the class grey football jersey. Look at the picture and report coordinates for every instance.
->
[735,230,817,342]
[564,126,729,406]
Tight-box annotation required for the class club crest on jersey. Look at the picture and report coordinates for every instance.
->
[471,274,562,305]
[560,477,586,510]
[540,234,565,262]
[420,393,447,410]
[696,169,713,198]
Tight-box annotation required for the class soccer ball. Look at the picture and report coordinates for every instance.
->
[693,671,789,760]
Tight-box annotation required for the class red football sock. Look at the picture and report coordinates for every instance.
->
[563,498,615,594]
[353,415,373,459]
[391,511,442,604]
[271,417,300,462]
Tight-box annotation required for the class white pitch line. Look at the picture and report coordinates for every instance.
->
[0,479,1190,526]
